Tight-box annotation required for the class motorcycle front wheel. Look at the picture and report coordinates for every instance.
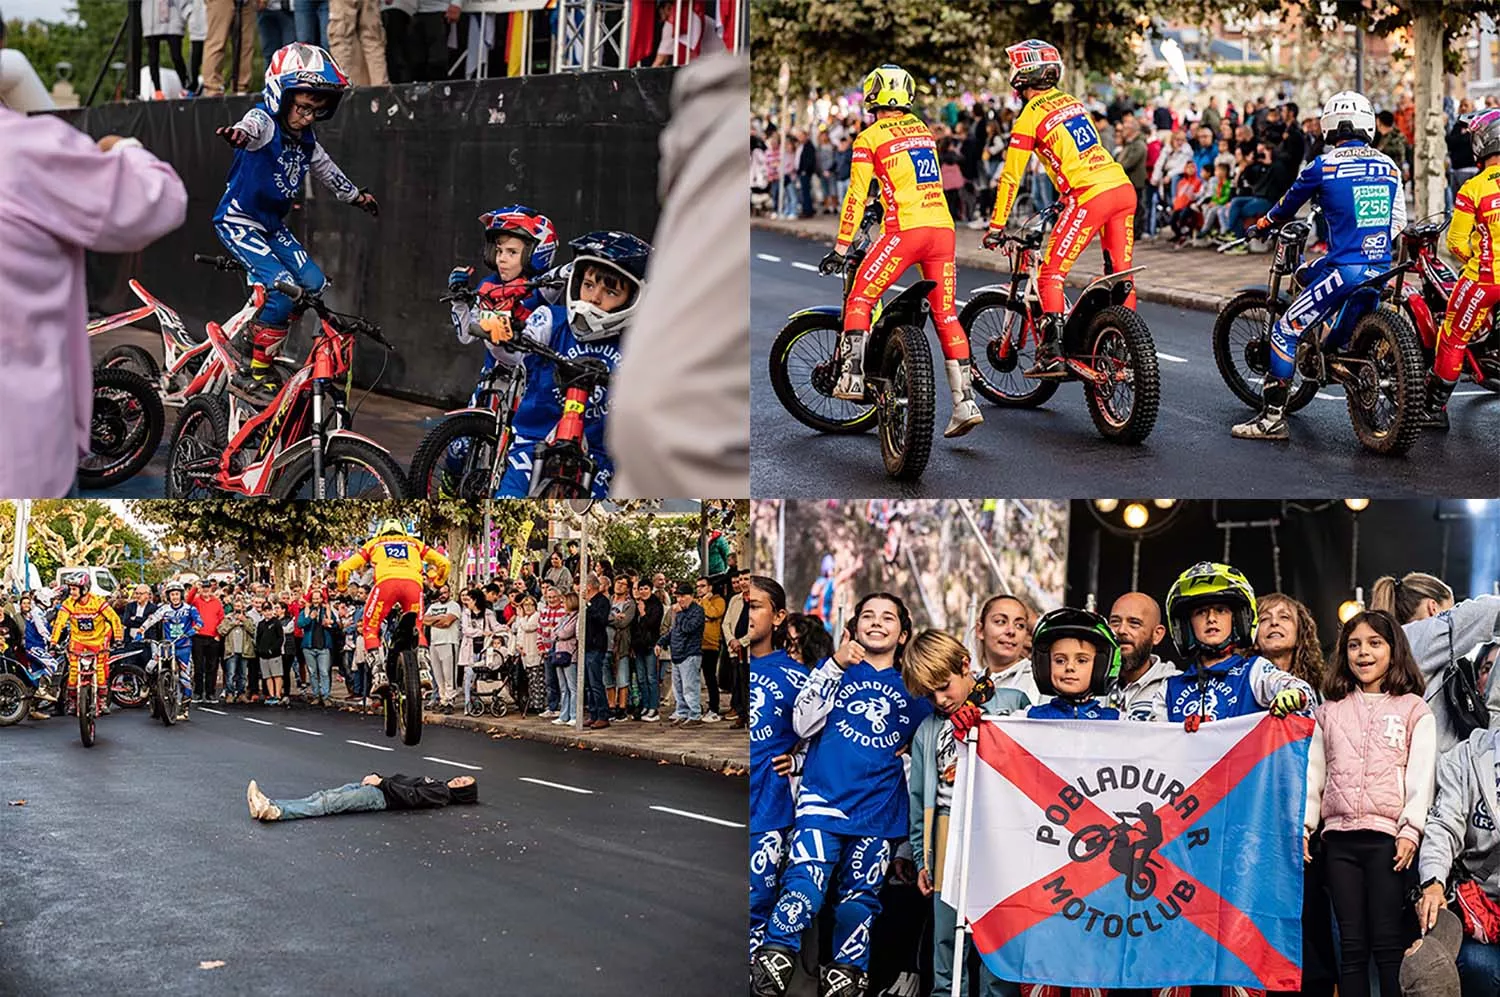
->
[79,684,95,748]
[960,289,1059,408]
[0,673,30,726]
[164,394,229,499]
[875,325,935,481]
[768,313,878,434]
[406,412,503,500]
[1083,306,1160,445]
[1344,305,1425,456]
[157,665,177,727]
[269,438,408,499]
[1211,292,1320,414]
[79,366,164,490]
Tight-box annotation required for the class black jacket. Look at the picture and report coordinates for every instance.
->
[585,593,610,653]
[121,600,159,639]
[375,773,478,810]
[631,595,664,656]
[255,618,284,659]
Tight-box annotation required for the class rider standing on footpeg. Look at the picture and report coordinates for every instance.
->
[1235,91,1405,442]
[211,43,379,405]
[819,64,982,439]
[983,39,1138,379]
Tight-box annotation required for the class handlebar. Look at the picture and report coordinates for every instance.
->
[273,280,395,351]
[439,273,567,306]
[507,331,611,387]
[193,253,245,273]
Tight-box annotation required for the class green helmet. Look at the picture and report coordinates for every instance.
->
[1164,561,1258,656]
[1030,607,1121,697]
[374,518,409,538]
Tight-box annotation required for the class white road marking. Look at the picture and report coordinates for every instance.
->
[790,261,820,272]
[648,805,746,829]
[198,707,226,715]
[243,717,274,726]
[756,253,782,262]
[519,777,593,795]
[423,756,482,771]
[284,726,323,736]
[1315,392,1344,401]
[347,739,394,752]
[1155,351,1188,363]
[1454,389,1487,397]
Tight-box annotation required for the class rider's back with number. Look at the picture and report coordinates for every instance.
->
[994,88,1129,221]
[1270,142,1405,267]
[835,113,952,246]
[1451,165,1500,283]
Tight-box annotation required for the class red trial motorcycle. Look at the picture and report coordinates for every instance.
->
[1391,211,1500,398]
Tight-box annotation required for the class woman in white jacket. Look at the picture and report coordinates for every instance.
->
[457,588,501,713]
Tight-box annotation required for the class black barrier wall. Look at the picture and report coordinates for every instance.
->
[62,70,676,406]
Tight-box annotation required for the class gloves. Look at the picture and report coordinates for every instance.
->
[817,249,845,276]
[1249,215,1272,236]
[448,266,474,292]
[1270,688,1308,718]
[950,704,983,741]
[353,190,380,217]
[1184,713,1211,733]
[215,125,250,148]
[982,227,1006,251]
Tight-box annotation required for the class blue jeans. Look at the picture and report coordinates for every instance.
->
[304,647,332,698]
[544,654,560,712]
[223,653,247,696]
[273,782,386,820]
[555,656,576,722]
[634,652,659,712]
[763,829,891,972]
[584,649,609,722]
[214,221,326,327]
[671,653,701,720]
[257,9,297,59]
[1224,195,1273,239]
[294,0,329,48]
[1459,936,1500,993]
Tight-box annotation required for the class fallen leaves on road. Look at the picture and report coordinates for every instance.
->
[7,800,24,806]
[198,961,226,970]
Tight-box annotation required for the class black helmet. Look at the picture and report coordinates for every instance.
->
[1030,607,1121,698]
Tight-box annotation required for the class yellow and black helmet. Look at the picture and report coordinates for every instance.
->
[862,64,916,112]
[1164,561,1258,655]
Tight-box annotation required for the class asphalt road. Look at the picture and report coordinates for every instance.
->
[0,704,744,996]
[752,230,1500,498]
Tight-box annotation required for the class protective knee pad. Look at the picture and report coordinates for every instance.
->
[750,944,798,997]
[819,962,866,997]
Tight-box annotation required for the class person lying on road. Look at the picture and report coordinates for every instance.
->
[246,773,478,822]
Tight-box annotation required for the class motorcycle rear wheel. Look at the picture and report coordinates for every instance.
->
[876,325,935,481]
[111,663,148,708]
[1344,305,1425,456]
[1083,306,1160,444]
[399,646,422,746]
[79,366,165,490]
[98,344,161,383]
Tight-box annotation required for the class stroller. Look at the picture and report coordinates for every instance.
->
[464,629,528,718]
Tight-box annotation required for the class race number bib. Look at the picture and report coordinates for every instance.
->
[1352,184,1392,228]
[382,543,410,560]
[75,617,95,633]
[907,146,940,184]
[1064,114,1099,153]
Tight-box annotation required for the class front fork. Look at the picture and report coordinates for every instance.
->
[311,381,326,500]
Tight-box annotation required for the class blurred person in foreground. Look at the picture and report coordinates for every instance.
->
[0,109,187,497]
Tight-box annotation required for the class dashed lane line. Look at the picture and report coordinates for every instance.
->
[197,707,226,715]
[284,726,323,736]
[347,739,395,752]
[648,805,745,829]
[790,261,820,272]
[756,253,783,262]
[1156,352,1189,363]
[243,717,274,726]
[423,756,482,771]
[519,777,593,795]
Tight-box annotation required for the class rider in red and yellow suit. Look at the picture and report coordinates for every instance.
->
[50,585,123,714]
[337,522,450,691]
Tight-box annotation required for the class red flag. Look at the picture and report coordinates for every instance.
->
[627,0,657,67]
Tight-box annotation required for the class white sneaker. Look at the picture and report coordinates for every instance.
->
[643,710,660,722]
[551,717,571,725]
[539,709,558,719]
[702,711,722,723]
[1231,411,1289,441]
[247,780,279,821]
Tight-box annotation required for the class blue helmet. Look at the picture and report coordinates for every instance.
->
[564,231,651,341]
[263,43,349,120]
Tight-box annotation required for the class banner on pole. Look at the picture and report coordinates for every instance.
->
[943,713,1313,990]
[509,520,534,580]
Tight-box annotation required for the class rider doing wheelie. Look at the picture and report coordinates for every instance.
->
[1236,91,1406,441]
[819,64,982,439]
[49,571,123,717]
[337,519,450,694]
[212,43,379,404]
[1421,108,1500,429]
[139,581,201,721]
[983,39,1138,379]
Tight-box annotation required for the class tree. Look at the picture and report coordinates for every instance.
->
[7,0,136,100]
[0,499,152,586]
[595,514,698,583]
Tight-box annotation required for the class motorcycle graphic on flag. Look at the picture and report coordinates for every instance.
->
[941,713,1314,991]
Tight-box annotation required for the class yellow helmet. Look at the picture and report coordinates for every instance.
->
[862,64,915,112]
[375,518,409,538]
[1164,561,1258,656]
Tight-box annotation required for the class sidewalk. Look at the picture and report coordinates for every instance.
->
[753,212,1272,313]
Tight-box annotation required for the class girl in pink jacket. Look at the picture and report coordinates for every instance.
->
[1304,609,1436,997]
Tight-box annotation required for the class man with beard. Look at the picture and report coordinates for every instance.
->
[1106,591,1178,721]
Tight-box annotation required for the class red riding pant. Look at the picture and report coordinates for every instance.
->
[1436,275,1500,381]
[360,577,425,651]
[844,225,967,361]
[1041,184,1138,314]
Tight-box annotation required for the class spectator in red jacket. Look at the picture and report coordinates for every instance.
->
[188,580,226,704]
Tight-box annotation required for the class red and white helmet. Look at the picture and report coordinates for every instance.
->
[479,205,559,274]
[1006,39,1063,92]
[263,43,349,120]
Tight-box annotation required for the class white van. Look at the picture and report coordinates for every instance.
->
[53,566,122,598]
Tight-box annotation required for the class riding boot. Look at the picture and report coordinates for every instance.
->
[368,663,391,696]
[832,331,868,400]
[230,322,287,405]
[943,358,984,438]
[1023,313,1068,379]
[1232,377,1291,441]
[749,944,798,997]
[1420,371,1456,432]
[819,962,867,997]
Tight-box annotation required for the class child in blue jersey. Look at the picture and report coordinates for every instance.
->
[211,43,379,404]
[139,581,203,721]
[1148,561,1315,728]
[1235,90,1405,442]
[492,230,652,498]
[903,629,1028,997]
[751,592,932,997]
[1021,608,1123,720]
[748,576,810,957]
[447,205,560,406]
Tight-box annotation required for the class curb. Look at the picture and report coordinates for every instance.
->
[752,216,1229,313]
[425,713,749,777]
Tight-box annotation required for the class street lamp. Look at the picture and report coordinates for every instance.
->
[1094,499,1120,513]
[1122,503,1150,529]
[1344,498,1370,512]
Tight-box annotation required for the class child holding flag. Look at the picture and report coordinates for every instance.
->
[1304,610,1435,997]
[1022,608,1123,720]
[903,629,1030,997]
[751,592,931,997]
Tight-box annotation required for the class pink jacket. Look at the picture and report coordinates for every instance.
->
[1306,692,1436,844]
[0,108,187,496]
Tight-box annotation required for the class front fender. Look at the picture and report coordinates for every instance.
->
[270,429,390,473]
[788,304,844,320]
[438,405,494,419]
